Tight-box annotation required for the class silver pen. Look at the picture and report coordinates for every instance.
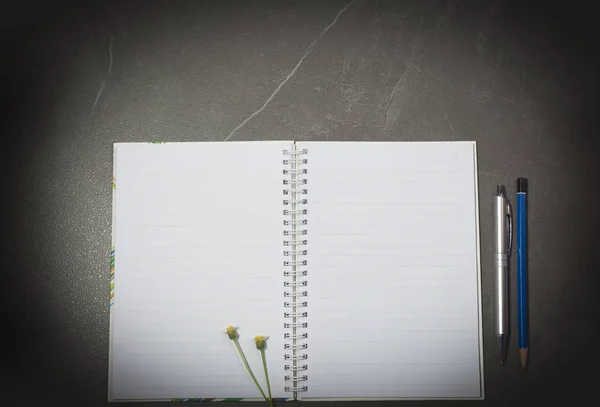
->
[494,185,512,365]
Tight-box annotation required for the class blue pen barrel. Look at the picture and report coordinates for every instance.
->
[517,186,528,350]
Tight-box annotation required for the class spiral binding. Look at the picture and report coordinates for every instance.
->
[283,146,308,395]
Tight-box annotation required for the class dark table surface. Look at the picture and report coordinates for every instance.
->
[2,1,599,406]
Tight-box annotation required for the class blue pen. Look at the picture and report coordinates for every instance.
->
[517,178,528,370]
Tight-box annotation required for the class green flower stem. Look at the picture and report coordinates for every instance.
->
[260,349,273,407]
[233,339,269,403]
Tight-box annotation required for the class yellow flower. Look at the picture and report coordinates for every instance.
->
[225,326,238,340]
[254,336,267,350]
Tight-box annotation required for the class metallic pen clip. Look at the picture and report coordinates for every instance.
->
[506,200,513,257]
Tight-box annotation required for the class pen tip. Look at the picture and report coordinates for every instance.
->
[498,335,508,365]
[497,185,506,196]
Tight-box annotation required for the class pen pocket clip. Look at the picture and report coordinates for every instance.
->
[506,201,513,257]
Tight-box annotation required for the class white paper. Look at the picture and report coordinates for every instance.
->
[299,142,483,399]
[109,142,292,401]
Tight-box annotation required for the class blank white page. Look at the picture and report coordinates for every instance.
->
[109,142,291,401]
[299,142,483,399]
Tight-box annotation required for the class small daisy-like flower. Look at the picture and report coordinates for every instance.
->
[224,327,270,404]
[254,336,273,405]
[225,326,238,340]
[254,336,267,350]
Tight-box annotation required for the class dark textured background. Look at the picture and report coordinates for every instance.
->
[2,0,599,406]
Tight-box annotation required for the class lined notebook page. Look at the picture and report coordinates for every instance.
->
[110,142,291,401]
[300,142,483,399]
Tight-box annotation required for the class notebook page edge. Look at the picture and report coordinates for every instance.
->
[298,396,484,401]
[113,141,295,147]
[108,144,118,401]
[472,141,485,399]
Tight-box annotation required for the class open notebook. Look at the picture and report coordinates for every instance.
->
[108,141,484,401]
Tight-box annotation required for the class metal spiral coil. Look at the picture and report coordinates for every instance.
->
[283,146,308,395]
